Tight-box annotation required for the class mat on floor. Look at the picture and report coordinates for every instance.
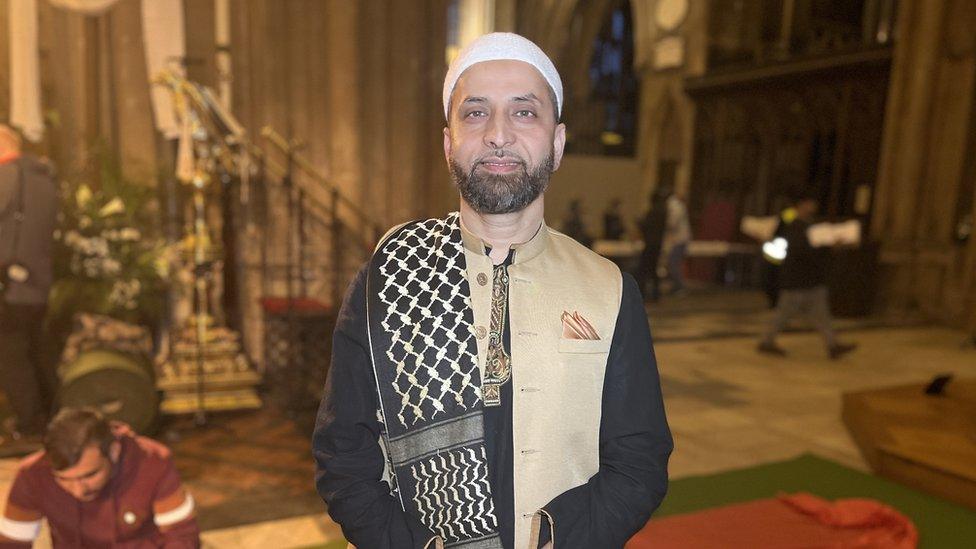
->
[650,453,976,548]
[627,492,916,548]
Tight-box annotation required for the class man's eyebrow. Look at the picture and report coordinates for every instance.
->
[511,93,541,103]
[54,467,102,481]
[461,96,488,105]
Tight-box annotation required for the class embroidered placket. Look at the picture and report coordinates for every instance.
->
[482,262,512,407]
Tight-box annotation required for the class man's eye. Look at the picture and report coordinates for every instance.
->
[465,110,486,118]
[515,110,536,118]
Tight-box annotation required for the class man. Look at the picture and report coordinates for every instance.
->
[602,198,625,241]
[663,190,690,295]
[761,203,797,309]
[0,124,58,443]
[635,189,668,302]
[559,198,593,248]
[313,33,672,549]
[0,407,199,548]
[758,191,857,359]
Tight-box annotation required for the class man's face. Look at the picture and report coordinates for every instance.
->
[52,443,117,501]
[444,59,566,214]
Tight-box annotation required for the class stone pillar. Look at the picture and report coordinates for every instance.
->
[872,0,976,324]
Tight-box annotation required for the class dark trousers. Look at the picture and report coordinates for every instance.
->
[635,246,663,302]
[0,302,57,435]
[760,285,837,350]
[763,262,781,309]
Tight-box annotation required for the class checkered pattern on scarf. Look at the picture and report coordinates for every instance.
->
[376,213,482,427]
[411,446,499,541]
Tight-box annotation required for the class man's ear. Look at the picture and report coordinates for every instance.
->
[552,123,567,171]
[443,126,453,164]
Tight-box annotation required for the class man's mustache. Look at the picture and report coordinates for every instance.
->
[476,150,525,164]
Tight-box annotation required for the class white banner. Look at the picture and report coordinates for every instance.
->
[141,0,186,140]
[47,0,122,15]
[9,0,43,142]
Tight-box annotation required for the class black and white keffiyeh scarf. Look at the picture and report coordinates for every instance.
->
[366,212,502,548]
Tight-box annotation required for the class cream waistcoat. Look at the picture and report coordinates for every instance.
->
[461,222,622,549]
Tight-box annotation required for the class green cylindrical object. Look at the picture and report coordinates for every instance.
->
[59,349,159,434]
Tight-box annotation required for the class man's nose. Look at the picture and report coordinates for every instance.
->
[67,479,90,495]
[483,113,515,149]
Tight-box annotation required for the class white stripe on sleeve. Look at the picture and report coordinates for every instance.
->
[0,516,41,542]
[154,493,195,527]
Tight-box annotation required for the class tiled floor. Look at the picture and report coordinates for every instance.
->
[658,325,973,477]
[3,313,973,548]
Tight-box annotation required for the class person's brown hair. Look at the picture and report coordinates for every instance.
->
[43,407,114,471]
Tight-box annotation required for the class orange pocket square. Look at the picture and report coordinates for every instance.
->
[561,310,600,340]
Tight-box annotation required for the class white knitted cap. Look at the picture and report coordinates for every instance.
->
[443,32,562,120]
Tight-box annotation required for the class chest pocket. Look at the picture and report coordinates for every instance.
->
[557,338,611,354]
[556,337,611,384]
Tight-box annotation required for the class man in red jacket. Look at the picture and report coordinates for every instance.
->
[0,407,200,548]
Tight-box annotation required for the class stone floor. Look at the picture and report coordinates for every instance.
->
[3,294,973,548]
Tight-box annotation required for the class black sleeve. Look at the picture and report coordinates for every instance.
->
[312,265,439,549]
[540,272,673,548]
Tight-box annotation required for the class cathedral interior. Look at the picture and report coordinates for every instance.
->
[1,0,975,547]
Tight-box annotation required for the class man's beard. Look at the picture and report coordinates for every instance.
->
[450,150,554,215]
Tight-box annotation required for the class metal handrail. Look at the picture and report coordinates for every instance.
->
[243,139,376,253]
[259,126,384,241]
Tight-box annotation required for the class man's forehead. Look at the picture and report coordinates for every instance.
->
[453,59,552,100]
[52,445,106,479]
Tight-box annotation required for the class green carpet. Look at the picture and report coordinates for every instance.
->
[302,453,976,548]
[659,453,976,548]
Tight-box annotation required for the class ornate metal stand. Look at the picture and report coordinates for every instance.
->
[155,69,261,420]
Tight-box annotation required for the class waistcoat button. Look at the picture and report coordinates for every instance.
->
[476,272,489,286]
[475,325,487,339]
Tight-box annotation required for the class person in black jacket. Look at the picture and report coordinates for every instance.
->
[602,198,626,241]
[758,191,856,359]
[0,125,59,445]
[635,189,668,302]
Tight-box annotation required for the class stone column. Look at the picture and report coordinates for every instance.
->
[872,0,976,324]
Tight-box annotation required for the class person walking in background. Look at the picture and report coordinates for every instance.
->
[562,198,594,248]
[664,189,691,295]
[758,190,857,360]
[603,198,626,240]
[635,189,668,302]
[0,124,59,449]
[762,203,798,309]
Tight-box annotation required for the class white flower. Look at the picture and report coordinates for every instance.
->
[99,198,126,217]
[91,237,110,257]
[82,258,100,277]
[102,259,121,276]
[76,185,93,208]
[108,279,142,309]
[119,228,141,241]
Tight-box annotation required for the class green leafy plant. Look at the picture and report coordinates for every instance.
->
[47,150,173,333]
